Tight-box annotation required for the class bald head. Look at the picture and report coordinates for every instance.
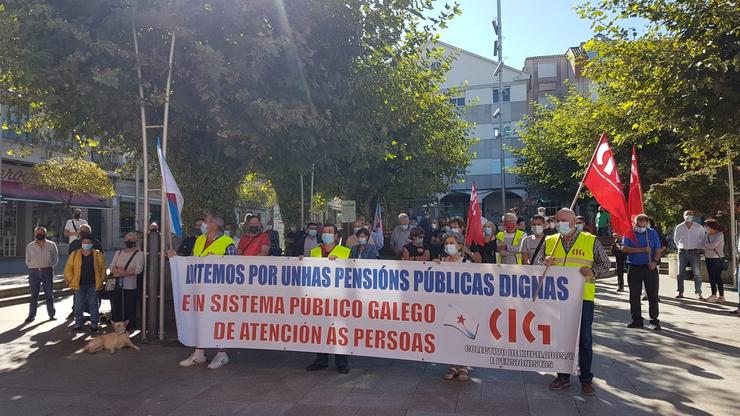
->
[555,208,577,236]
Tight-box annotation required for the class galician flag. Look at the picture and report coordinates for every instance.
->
[156,138,184,237]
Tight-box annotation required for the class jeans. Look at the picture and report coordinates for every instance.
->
[705,258,724,296]
[628,265,660,323]
[677,249,703,295]
[28,269,55,318]
[74,284,100,327]
[558,300,594,383]
[110,289,138,328]
[313,353,349,368]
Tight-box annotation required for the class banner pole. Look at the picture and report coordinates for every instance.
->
[534,134,603,301]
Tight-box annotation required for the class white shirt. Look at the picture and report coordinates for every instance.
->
[674,221,706,250]
[701,232,724,258]
[110,249,145,290]
[64,218,89,243]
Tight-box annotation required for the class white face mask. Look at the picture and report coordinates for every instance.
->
[431,223,438,230]
[400,224,409,231]
[548,223,556,230]
[684,215,693,223]
[575,223,584,232]
[357,238,367,245]
[445,244,459,255]
[558,222,572,235]
[634,226,647,233]
[532,225,544,235]
[450,227,461,235]
[224,230,232,236]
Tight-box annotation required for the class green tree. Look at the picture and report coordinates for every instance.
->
[237,173,277,210]
[27,157,116,208]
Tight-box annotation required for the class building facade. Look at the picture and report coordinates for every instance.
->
[437,42,531,220]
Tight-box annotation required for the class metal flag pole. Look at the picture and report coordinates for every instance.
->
[159,32,176,341]
[494,0,506,214]
[727,143,737,289]
[533,134,602,301]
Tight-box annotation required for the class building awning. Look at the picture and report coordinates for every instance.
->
[1,181,110,208]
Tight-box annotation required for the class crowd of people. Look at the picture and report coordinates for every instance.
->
[21,203,739,397]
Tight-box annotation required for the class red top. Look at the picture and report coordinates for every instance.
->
[237,233,269,256]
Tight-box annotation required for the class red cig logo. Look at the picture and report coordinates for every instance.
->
[489,308,551,345]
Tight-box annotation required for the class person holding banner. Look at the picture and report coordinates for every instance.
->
[300,224,352,373]
[519,215,546,265]
[402,227,430,261]
[496,213,525,264]
[543,208,611,396]
[168,214,237,370]
[236,216,270,256]
[349,228,379,259]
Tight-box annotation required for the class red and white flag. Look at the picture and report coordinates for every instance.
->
[583,133,637,242]
[627,145,644,223]
[465,182,485,246]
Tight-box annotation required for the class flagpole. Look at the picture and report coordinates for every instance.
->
[534,134,603,301]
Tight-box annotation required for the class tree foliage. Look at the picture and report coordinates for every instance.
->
[237,173,277,210]
[27,157,116,207]
[0,0,472,229]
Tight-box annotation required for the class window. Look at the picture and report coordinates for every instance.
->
[449,97,465,107]
[537,62,557,78]
[492,87,510,102]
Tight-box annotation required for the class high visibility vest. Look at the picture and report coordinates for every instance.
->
[310,244,351,259]
[545,232,596,301]
[193,234,233,257]
[497,230,526,264]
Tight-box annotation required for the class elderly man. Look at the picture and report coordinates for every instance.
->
[346,218,376,248]
[496,212,526,264]
[674,210,706,299]
[24,227,59,323]
[543,208,611,396]
[390,213,411,257]
[168,214,237,369]
[622,214,663,330]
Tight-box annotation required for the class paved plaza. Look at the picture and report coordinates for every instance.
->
[1,274,739,416]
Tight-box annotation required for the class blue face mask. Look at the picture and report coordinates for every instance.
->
[558,222,572,235]
[358,238,368,246]
[483,227,493,236]
[82,243,93,251]
[199,223,208,235]
[308,229,317,237]
[322,234,335,244]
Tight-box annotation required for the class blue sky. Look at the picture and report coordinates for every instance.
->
[432,0,596,69]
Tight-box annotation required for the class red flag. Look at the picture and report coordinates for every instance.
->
[583,134,637,242]
[465,182,485,246]
[627,145,644,222]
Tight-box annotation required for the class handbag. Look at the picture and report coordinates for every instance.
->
[707,235,728,271]
[102,250,138,299]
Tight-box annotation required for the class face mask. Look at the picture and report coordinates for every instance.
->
[322,234,335,245]
[558,222,572,235]
[358,238,368,246]
[124,240,136,248]
[74,214,80,219]
[353,227,361,233]
[36,234,46,241]
[443,225,450,232]
[684,215,693,223]
[532,225,544,235]
[414,237,424,245]
[450,227,461,235]
[308,229,317,237]
[225,230,232,236]
[483,227,493,236]
[445,244,459,255]
[431,224,438,230]
[634,226,647,233]
[576,224,584,232]
[248,226,260,234]
[504,223,516,233]
[82,243,93,251]
[200,223,208,235]
[400,224,409,231]
[548,223,556,230]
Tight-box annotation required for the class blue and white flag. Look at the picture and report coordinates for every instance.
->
[156,138,184,236]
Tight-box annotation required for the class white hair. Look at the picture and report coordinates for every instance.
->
[398,213,409,221]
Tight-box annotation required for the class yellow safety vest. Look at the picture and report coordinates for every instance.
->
[497,230,526,264]
[310,244,351,259]
[193,234,233,257]
[545,232,596,301]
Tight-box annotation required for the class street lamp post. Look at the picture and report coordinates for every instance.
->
[493,0,505,214]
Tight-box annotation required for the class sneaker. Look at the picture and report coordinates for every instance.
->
[705,295,718,303]
[675,293,684,299]
[207,352,229,369]
[24,316,35,323]
[717,296,726,304]
[179,351,207,368]
[650,320,662,331]
[549,377,570,391]
[696,294,705,301]
[627,321,644,329]
[616,286,624,292]
[49,315,56,321]
[581,382,596,396]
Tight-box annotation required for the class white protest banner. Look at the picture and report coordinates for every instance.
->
[170,256,584,374]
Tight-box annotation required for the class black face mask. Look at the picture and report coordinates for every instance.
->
[36,234,46,241]
[124,240,137,248]
[248,226,260,234]
[74,214,81,219]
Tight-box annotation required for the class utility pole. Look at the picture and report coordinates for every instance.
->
[493,0,505,214]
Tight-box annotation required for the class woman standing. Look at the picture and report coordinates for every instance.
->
[476,219,498,264]
[402,227,430,261]
[701,219,726,303]
[349,228,379,259]
[437,233,472,382]
[109,232,144,331]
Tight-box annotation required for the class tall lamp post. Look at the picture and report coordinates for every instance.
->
[492,0,505,214]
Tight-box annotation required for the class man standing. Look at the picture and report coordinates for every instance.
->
[496,213,526,264]
[544,208,611,396]
[24,227,59,323]
[303,224,351,374]
[674,210,706,299]
[519,215,546,265]
[622,214,663,330]
[290,222,320,257]
[237,216,270,256]
[64,208,88,243]
[595,206,611,236]
[169,214,237,369]
[346,218,377,249]
[265,219,282,256]
[390,213,411,257]
[177,218,205,256]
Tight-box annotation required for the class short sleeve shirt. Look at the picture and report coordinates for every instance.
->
[237,233,270,256]
[65,218,89,243]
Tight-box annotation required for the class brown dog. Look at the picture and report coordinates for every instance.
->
[83,320,140,354]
